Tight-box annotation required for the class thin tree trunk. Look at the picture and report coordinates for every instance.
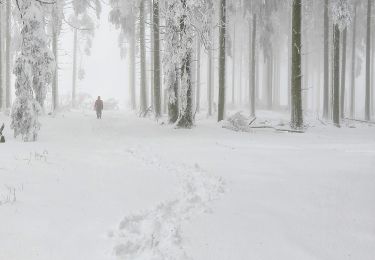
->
[139,0,148,115]
[153,0,161,118]
[72,28,78,108]
[217,0,226,122]
[323,0,329,119]
[129,19,136,110]
[5,0,11,108]
[232,23,236,106]
[207,32,213,116]
[250,14,256,117]
[150,0,154,111]
[0,6,3,110]
[340,28,347,119]
[52,28,59,111]
[365,0,372,120]
[350,4,357,119]
[196,38,201,113]
[291,0,303,129]
[333,24,340,126]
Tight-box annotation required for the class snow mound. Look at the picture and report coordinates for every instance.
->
[223,112,252,132]
[110,149,225,260]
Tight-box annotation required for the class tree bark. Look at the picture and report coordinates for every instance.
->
[129,18,136,110]
[350,4,357,118]
[72,28,78,108]
[0,6,3,110]
[232,23,236,106]
[365,0,372,120]
[333,24,340,127]
[196,38,201,113]
[153,0,161,118]
[207,32,213,116]
[52,28,59,111]
[139,0,148,115]
[323,0,329,119]
[340,28,347,119]
[291,0,303,129]
[217,0,226,122]
[250,14,256,117]
[5,0,11,108]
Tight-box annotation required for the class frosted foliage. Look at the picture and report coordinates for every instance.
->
[332,0,352,30]
[163,0,212,109]
[11,0,54,142]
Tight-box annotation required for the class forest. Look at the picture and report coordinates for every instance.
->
[0,1,374,260]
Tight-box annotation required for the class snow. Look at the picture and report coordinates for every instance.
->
[1,110,375,259]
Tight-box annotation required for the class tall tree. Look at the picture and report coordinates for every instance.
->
[323,0,330,119]
[5,0,11,108]
[340,27,347,119]
[139,0,148,116]
[0,3,3,110]
[218,0,226,122]
[250,14,257,117]
[365,0,372,120]
[350,3,357,118]
[332,24,340,126]
[153,0,161,118]
[291,0,303,129]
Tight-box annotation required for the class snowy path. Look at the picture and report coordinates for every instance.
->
[110,148,224,259]
[1,110,375,260]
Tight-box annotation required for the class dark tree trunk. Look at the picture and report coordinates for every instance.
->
[291,0,303,129]
[365,0,372,120]
[333,24,340,127]
[340,28,347,119]
[323,0,329,119]
[250,14,257,117]
[153,0,161,118]
[217,0,226,122]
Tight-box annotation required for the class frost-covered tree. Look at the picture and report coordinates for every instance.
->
[11,0,54,141]
[109,0,138,110]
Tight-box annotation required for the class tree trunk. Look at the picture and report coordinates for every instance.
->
[5,0,11,108]
[250,14,256,117]
[207,33,213,116]
[232,23,236,106]
[52,19,59,112]
[168,68,179,123]
[0,6,3,110]
[153,0,161,118]
[177,3,193,128]
[365,0,372,120]
[350,4,357,119]
[323,0,329,119]
[129,19,136,110]
[291,0,303,129]
[217,0,226,122]
[72,28,78,108]
[340,28,347,119]
[333,24,340,127]
[139,0,148,115]
[196,38,201,113]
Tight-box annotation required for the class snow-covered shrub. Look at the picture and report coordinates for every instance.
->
[11,0,54,142]
[223,112,252,132]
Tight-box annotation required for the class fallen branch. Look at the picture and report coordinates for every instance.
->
[344,118,375,125]
[249,125,304,133]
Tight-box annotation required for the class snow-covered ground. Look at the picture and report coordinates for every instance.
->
[0,110,374,260]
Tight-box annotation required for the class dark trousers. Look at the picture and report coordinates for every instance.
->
[96,110,102,119]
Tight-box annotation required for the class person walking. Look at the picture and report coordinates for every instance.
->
[94,96,104,119]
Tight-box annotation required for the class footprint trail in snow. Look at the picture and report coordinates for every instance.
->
[109,147,225,260]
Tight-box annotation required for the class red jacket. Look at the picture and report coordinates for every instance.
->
[94,100,103,111]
